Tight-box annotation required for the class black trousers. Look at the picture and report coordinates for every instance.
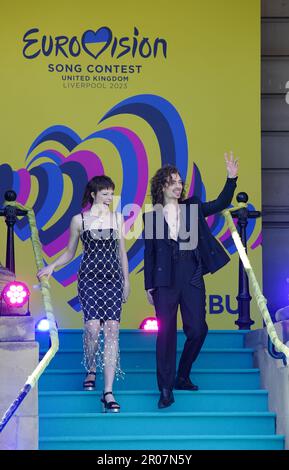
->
[152,252,208,391]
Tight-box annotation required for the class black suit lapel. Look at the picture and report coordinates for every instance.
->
[177,203,191,242]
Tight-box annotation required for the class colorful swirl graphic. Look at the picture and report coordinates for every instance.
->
[0,94,261,312]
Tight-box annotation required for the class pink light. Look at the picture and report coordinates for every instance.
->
[2,281,30,308]
[140,317,159,332]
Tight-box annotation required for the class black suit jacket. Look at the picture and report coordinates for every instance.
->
[142,177,237,290]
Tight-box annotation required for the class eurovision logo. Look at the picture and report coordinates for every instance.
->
[22,27,168,60]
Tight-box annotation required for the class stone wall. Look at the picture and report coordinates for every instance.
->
[0,316,38,450]
[245,320,289,450]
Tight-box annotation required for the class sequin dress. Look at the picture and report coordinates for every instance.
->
[77,211,125,378]
[77,212,124,322]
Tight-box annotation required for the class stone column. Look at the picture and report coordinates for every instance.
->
[245,320,289,450]
[0,316,39,450]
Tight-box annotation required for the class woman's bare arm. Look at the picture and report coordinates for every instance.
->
[37,214,82,279]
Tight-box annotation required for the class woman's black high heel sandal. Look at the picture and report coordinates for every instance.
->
[83,371,96,391]
[101,391,120,413]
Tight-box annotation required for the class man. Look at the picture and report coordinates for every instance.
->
[143,152,238,408]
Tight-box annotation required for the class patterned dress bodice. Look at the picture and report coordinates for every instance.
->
[77,212,124,323]
[79,228,123,282]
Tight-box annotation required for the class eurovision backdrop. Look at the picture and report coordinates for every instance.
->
[0,0,262,329]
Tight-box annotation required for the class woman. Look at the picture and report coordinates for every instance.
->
[37,175,130,413]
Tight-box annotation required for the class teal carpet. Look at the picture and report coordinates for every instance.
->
[37,329,284,450]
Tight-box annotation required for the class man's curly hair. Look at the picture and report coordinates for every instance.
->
[150,165,186,206]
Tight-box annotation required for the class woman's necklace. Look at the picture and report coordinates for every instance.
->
[89,204,109,224]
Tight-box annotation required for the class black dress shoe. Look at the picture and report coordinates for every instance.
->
[175,376,199,391]
[158,389,175,409]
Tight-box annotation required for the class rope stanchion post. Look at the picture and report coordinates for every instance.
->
[222,202,289,361]
[230,192,261,330]
[0,190,27,274]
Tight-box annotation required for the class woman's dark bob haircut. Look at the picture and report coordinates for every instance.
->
[82,175,115,208]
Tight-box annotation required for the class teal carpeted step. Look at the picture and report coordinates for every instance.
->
[39,368,260,391]
[37,329,284,450]
[40,348,254,370]
[39,412,276,437]
[39,390,269,413]
[36,329,248,351]
[39,434,285,450]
